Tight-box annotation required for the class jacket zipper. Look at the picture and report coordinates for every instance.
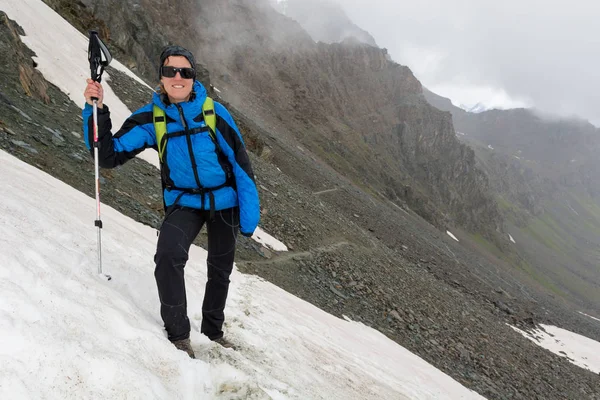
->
[175,104,203,190]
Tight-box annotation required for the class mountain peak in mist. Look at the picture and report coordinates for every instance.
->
[275,0,377,46]
[460,102,489,113]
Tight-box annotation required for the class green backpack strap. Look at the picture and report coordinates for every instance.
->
[202,96,217,141]
[153,105,167,163]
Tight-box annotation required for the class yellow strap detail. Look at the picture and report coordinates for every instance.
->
[202,97,217,141]
[153,105,167,162]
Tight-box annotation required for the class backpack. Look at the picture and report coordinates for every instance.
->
[152,97,234,216]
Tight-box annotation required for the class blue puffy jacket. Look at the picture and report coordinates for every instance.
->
[83,81,260,236]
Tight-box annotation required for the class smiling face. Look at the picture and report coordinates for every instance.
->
[160,56,194,104]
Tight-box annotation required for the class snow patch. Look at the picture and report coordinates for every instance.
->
[566,203,580,216]
[487,144,494,150]
[509,234,516,244]
[109,62,153,90]
[510,324,600,374]
[459,102,488,114]
[446,231,459,242]
[579,312,600,323]
[251,227,288,252]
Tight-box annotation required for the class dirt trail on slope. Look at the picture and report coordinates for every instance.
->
[237,241,351,266]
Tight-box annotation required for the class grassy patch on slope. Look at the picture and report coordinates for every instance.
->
[471,233,506,260]
[521,213,570,253]
[518,259,565,297]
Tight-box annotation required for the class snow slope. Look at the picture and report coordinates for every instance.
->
[0,150,488,399]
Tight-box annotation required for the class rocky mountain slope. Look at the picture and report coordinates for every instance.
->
[2,3,600,399]
[284,0,600,317]
[424,88,600,310]
[43,0,503,240]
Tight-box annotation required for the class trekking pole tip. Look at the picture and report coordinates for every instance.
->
[98,273,112,281]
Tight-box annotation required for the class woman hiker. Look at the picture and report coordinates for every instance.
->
[82,45,260,358]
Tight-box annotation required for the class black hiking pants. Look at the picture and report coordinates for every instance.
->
[154,206,239,342]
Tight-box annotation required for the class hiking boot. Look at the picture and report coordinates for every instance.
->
[172,338,195,359]
[213,337,237,350]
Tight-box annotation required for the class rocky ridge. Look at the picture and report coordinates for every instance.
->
[50,0,504,240]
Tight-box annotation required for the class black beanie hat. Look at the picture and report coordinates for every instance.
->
[159,45,196,79]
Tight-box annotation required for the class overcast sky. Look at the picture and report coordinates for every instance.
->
[333,0,600,124]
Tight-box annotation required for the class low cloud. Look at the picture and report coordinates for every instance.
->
[332,0,600,124]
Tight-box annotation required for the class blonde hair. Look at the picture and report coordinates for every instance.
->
[157,82,167,95]
[157,56,170,95]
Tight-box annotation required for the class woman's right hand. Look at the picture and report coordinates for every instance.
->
[84,78,104,108]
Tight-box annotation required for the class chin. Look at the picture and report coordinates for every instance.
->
[168,92,192,103]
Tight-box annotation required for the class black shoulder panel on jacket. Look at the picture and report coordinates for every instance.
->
[114,111,154,138]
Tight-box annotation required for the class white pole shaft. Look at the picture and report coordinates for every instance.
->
[93,100,102,275]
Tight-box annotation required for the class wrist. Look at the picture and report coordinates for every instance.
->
[97,105,109,114]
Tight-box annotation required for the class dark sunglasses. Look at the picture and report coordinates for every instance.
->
[161,66,195,79]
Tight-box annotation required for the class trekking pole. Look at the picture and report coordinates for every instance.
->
[88,30,112,281]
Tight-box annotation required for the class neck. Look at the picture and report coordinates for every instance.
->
[168,95,190,104]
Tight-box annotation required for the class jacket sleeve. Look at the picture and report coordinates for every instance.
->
[213,102,260,236]
[82,103,157,168]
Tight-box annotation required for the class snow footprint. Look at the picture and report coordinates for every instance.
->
[215,380,272,399]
